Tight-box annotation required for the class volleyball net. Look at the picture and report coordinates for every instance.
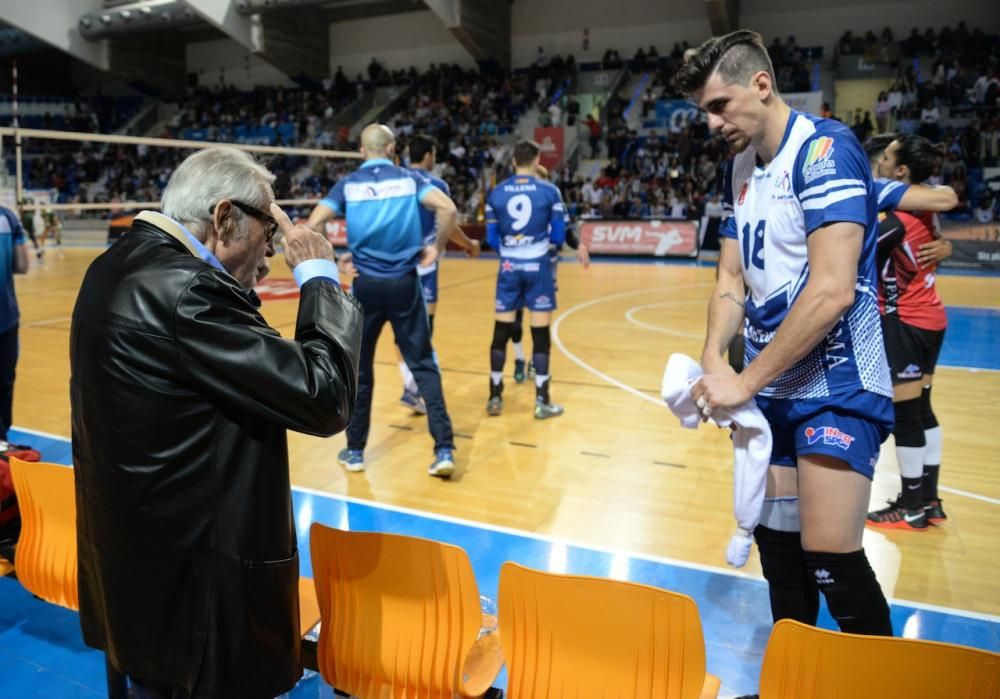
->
[0,125,363,242]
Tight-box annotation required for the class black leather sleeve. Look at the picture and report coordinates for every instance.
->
[173,270,363,437]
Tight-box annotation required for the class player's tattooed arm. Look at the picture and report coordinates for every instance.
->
[720,291,745,308]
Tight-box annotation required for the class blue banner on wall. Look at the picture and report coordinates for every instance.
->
[649,100,703,131]
[181,123,297,145]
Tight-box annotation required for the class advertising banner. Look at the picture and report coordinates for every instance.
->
[782,91,824,116]
[651,100,702,131]
[533,127,565,170]
[579,219,699,257]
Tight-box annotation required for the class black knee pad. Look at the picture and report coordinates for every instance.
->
[921,386,938,429]
[754,525,819,625]
[512,309,524,343]
[892,397,924,448]
[491,321,515,351]
[804,549,892,636]
[530,325,550,355]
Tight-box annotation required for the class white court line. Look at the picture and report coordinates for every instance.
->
[625,301,705,339]
[21,316,72,329]
[874,470,1000,506]
[937,486,1000,506]
[14,425,1000,624]
[936,364,1000,374]
[551,284,711,407]
[553,289,1000,511]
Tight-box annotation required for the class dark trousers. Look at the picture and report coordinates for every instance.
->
[347,272,454,452]
[0,325,18,441]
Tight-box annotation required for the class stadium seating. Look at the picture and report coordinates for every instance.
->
[498,561,721,699]
[759,618,1000,698]
[309,524,504,698]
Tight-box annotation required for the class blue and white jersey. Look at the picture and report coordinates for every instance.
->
[873,178,941,237]
[486,175,566,260]
[414,170,451,245]
[320,158,435,277]
[0,206,25,333]
[722,112,891,399]
[412,169,450,276]
[873,178,909,212]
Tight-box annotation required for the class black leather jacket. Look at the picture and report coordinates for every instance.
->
[70,217,362,697]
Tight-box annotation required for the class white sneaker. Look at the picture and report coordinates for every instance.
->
[428,449,455,479]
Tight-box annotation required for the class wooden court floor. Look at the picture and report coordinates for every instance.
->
[12,246,1000,616]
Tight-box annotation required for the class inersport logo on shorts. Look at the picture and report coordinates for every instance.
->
[804,425,855,450]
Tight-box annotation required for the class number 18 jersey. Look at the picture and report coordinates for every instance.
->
[722,112,892,400]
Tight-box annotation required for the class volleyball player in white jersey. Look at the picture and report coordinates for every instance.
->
[677,31,894,638]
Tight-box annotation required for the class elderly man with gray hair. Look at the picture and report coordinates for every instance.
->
[70,146,362,698]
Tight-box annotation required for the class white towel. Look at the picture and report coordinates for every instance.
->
[661,354,773,567]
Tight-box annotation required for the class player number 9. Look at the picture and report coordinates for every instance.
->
[507,194,533,231]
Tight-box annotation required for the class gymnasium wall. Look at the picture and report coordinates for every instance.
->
[741,0,1000,56]
[180,0,1000,89]
[185,39,296,91]
[327,10,477,78]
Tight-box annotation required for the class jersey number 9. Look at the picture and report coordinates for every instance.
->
[507,194,533,231]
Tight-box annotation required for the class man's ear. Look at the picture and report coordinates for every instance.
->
[213,200,236,243]
[753,70,773,101]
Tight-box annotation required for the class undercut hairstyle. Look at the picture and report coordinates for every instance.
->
[865,134,896,166]
[408,134,436,165]
[513,140,541,167]
[673,30,777,97]
[893,134,944,184]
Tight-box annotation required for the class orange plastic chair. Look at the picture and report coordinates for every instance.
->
[7,458,79,610]
[309,523,503,699]
[760,619,1000,699]
[498,562,721,699]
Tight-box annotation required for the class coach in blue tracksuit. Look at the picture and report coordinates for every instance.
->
[308,124,459,478]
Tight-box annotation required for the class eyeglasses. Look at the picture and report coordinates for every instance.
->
[212,200,278,243]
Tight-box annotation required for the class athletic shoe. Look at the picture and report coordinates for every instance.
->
[923,498,948,524]
[428,449,455,478]
[399,389,427,414]
[487,396,503,416]
[534,399,564,420]
[527,361,536,379]
[513,359,526,383]
[866,496,928,531]
[337,448,365,473]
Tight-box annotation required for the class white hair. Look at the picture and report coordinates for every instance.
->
[160,147,275,237]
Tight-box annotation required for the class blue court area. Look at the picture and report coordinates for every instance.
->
[3,429,999,697]
[940,306,1000,370]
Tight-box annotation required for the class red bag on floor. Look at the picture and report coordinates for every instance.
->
[0,442,42,531]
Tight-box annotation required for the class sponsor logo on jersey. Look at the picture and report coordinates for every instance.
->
[503,233,535,247]
[804,425,855,450]
[745,325,776,344]
[738,182,749,205]
[802,136,837,183]
[501,260,515,273]
[772,170,795,201]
